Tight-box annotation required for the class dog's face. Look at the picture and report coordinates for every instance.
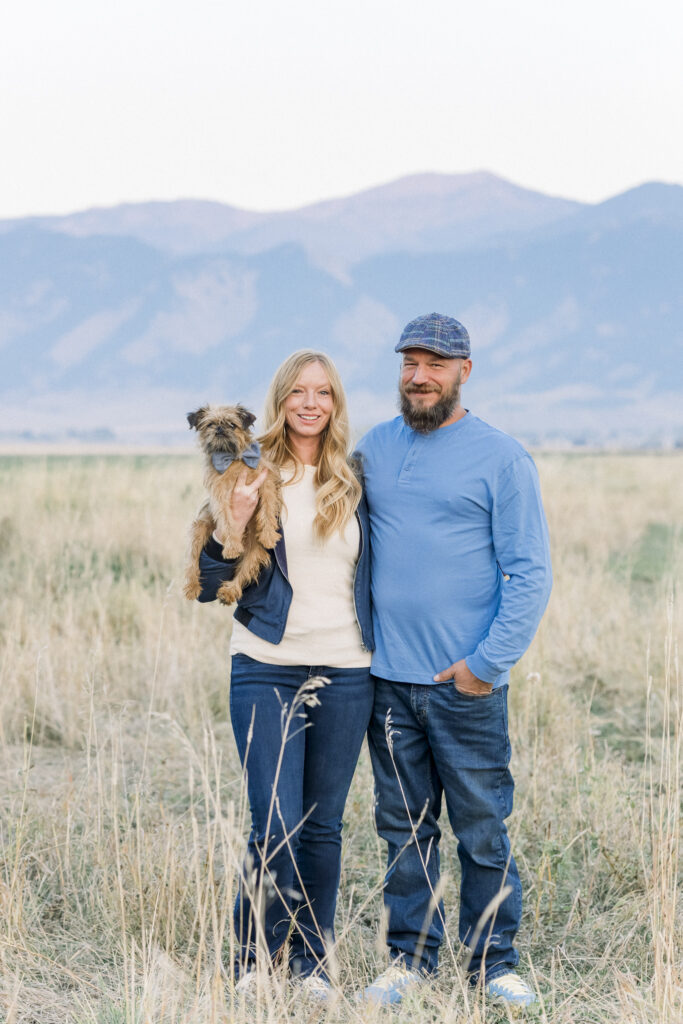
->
[187,404,257,456]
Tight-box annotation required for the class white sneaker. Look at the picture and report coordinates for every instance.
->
[297,975,332,1002]
[362,963,424,1005]
[234,970,258,997]
[484,971,537,1008]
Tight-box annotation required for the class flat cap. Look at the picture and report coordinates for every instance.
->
[395,312,471,358]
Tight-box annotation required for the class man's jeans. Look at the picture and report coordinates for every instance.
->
[230,655,374,979]
[368,677,521,982]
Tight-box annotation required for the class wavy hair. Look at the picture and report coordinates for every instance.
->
[259,350,361,541]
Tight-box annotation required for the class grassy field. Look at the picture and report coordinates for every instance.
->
[0,452,680,1023]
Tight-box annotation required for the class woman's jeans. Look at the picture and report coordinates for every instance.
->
[229,654,374,979]
[368,678,521,983]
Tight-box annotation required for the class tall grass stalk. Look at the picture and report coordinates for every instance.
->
[641,597,681,1019]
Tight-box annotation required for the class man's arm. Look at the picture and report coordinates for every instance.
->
[435,454,552,690]
[467,454,552,683]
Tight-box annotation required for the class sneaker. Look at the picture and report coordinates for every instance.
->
[297,975,332,1002]
[484,971,536,1008]
[234,970,258,997]
[362,963,424,1005]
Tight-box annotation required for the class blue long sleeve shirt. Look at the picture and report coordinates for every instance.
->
[356,412,552,688]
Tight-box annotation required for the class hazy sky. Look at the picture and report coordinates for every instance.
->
[2,0,681,218]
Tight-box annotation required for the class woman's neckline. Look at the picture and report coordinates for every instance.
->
[281,461,317,482]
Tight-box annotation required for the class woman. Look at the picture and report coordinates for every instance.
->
[196,350,373,997]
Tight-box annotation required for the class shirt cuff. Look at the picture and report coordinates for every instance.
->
[465,651,502,686]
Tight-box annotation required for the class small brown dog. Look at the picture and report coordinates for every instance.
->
[183,404,281,605]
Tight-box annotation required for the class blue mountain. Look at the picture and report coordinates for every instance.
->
[1,173,681,445]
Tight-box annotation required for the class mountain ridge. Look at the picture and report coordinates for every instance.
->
[0,171,583,265]
[2,173,681,445]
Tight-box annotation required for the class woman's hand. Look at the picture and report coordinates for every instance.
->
[214,467,268,545]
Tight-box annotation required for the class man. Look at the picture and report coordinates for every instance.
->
[355,312,552,1009]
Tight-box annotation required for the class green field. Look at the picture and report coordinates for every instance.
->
[0,453,680,1023]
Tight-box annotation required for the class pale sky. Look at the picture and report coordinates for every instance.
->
[2,0,681,219]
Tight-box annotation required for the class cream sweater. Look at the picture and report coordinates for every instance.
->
[230,465,371,668]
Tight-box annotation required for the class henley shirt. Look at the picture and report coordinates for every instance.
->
[356,412,552,688]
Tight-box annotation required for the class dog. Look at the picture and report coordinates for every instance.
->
[183,404,281,605]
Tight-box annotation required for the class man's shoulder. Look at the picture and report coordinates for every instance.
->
[466,414,532,465]
[356,416,404,454]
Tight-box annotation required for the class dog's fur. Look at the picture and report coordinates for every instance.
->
[183,404,281,606]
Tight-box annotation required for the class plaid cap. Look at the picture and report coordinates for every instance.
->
[395,312,471,358]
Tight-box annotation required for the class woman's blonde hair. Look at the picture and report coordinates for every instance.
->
[260,350,362,541]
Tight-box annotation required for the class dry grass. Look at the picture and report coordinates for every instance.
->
[0,452,680,1022]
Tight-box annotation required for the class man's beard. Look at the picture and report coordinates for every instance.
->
[399,375,462,434]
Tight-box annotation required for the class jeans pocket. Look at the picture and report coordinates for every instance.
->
[446,684,510,768]
[452,683,494,700]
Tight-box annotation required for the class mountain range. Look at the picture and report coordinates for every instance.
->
[2,171,682,446]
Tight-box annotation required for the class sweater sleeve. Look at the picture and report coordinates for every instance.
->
[195,536,239,603]
[465,455,552,683]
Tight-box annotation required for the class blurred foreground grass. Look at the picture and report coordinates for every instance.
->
[0,453,680,1023]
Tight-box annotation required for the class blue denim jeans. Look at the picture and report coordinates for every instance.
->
[368,677,521,982]
[229,655,374,979]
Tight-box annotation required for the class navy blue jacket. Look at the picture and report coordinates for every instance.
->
[196,492,374,652]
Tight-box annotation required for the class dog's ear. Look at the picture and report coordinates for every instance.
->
[237,406,256,430]
[187,406,207,430]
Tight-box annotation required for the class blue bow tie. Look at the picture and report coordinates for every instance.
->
[211,441,261,474]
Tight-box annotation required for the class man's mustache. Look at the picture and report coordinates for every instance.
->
[403,384,441,394]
